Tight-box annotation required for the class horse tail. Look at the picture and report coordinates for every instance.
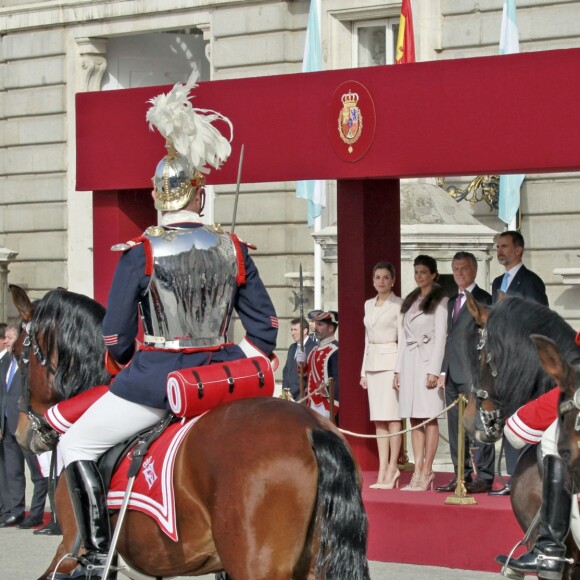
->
[310,428,370,580]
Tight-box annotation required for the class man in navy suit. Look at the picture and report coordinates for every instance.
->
[436,252,494,494]
[0,324,26,528]
[282,318,316,401]
[491,230,548,306]
[489,230,548,497]
[0,324,48,529]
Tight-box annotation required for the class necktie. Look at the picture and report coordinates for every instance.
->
[453,292,464,320]
[6,358,17,391]
[500,272,510,293]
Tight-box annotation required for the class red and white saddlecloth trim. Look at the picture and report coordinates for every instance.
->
[106,416,201,541]
[46,385,110,434]
[504,386,559,448]
[505,411,546,446]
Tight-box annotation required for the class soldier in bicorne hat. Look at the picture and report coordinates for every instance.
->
[297,311,339,419]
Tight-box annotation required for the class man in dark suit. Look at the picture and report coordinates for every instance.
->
[282,317,316,401]
[436,252,494,494]
[0,324,26,527]
[491,230,548,306]
[489,230,548,496]
[0,324,48,528]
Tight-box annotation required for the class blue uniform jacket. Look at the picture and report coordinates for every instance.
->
[102,228,278,409]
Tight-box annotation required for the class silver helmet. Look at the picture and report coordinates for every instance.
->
[152,142,205,212]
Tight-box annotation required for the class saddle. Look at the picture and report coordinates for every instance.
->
[46,357,275,540]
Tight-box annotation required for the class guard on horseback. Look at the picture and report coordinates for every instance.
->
[497,386,573,579]
[55,70,278,579]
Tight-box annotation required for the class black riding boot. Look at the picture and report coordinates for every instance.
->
[55,461,111,579]
[496,454,572,580]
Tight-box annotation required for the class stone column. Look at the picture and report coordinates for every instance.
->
[312,225,338,311]
[0,248,19,322]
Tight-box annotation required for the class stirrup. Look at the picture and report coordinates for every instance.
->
[71,553,117,579]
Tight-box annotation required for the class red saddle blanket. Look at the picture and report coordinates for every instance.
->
[46,390,200,542]
[106,416,200,542]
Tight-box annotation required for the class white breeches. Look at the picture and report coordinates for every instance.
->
[540,419,560,457]
[59,392,168,466]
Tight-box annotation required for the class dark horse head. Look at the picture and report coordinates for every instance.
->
[463,292,580,445]
[10,285,112,454]
[530,335,580,482]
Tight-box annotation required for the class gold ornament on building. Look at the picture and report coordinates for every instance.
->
[437,175,499,211]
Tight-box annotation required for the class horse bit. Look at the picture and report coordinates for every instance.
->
[472,326,504,441]
[17,321,59,449]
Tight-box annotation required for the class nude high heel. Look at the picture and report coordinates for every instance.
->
[400,472,421,491]
[410,472,434,492]
[383,469,400,490]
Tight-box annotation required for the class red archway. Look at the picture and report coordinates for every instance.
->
[77,48,580,467]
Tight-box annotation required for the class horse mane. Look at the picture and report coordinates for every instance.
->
[485,296,580,417]
[31,289,112,401]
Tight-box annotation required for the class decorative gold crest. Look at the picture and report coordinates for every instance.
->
[338,90,363,153]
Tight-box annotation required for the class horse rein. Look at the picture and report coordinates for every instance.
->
[17,322,59,450]
[472,326,505,441]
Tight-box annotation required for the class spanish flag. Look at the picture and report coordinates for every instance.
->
[395,0,416,64]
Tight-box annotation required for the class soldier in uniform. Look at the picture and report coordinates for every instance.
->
[297,311,339,419]
[496,386,571,579]
[55,75,278,579]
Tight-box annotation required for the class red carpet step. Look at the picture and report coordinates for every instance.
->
[363,470,523,572]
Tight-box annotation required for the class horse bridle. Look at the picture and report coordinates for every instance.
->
[559,389,580,433]
[17,322,59,449]
[472,327,505,441]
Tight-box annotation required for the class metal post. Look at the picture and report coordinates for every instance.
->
[445,394,477,505]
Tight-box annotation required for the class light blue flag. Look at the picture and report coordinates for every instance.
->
[498,0,525,226]
[296,0,326,227]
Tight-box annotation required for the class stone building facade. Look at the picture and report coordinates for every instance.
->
[2,0,580,343]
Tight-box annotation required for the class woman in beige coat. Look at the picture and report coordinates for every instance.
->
[394,255,448,492]
[360,262,403,489]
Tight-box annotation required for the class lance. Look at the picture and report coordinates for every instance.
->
[230,144,244,233]
[298,264,306,402]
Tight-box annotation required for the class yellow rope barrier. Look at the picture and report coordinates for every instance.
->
[337,397,460,439]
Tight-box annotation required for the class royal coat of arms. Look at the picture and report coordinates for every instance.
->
[338,90,363,153]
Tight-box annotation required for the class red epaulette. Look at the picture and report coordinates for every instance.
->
[110,236,153,276]
[229,233,248,286]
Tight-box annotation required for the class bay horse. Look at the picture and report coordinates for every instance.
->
[463,293,580,579]
[10,285,370,580]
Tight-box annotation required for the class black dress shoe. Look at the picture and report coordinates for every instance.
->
[0,514,25,528]
[33,521,62,536]
[488,484,511,496]
[17,515,44,529]
[435,478,468,493]
[466,480,493,494]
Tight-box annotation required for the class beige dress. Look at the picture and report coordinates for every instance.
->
[361,293,403,421]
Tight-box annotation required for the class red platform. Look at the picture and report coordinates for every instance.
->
[363,471,523,572]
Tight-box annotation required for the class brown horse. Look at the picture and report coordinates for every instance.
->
[462,292,580,579]
[10,285,370,580]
